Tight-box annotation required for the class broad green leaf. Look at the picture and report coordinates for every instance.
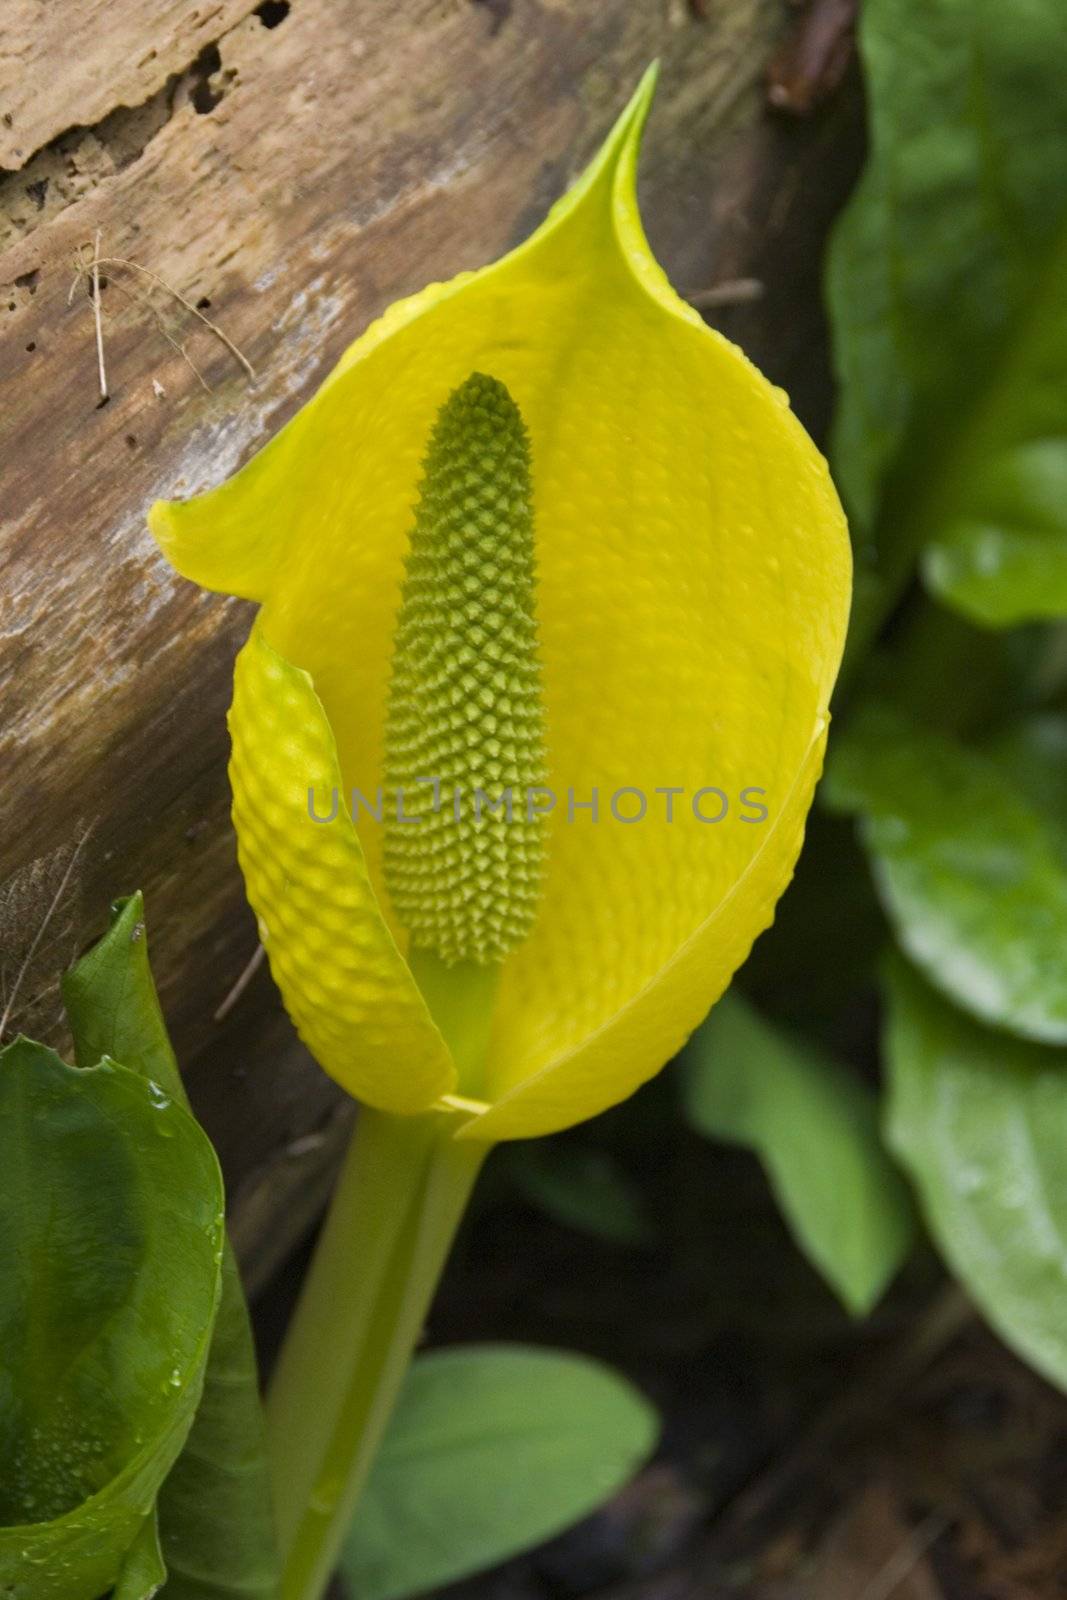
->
[827,0,1067,631]
[506,1144,654,1247]
[0,1039,223,1600]
[884,955,1067,1390]
[112,1513,165,1600]
[825,704,1067,1042]
[681,994,912,1314]
[342,1346,658,1600]
[62,896,279,1600]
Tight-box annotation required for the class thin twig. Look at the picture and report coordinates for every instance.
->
[94,255,255,378]
[92,230,107,402]
[0,823,93,1043]
[69,244,253,396]
[67,238,102,305]
[214,943,267,1022]
[855,1511,948,1600]
[687,278,765,310]
[104,276,211,392]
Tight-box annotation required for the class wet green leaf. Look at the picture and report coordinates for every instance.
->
[827,0,1067,632]
[885,956,1067,1389]
[0,1038,223,1600]
[63,896,279,1600]
[681,993,912,1314]
[826,704,1067,1042]
[342,1346,658,1600]
[112,1513,165,1600]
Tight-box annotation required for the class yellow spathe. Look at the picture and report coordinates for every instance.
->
[149,67,851,1141]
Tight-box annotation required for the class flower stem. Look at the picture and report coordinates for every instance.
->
[267,1104,488,1600]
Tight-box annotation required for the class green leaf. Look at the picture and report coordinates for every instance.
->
[924,438,1067,627]
[681,993,912,1314]
[506,1144,655,1247]
[62,895,191,1106]
[985,713,1067,865]
[342,1346,658,1600]
[0,1038,223,1600]
[827,0,1067,631]
[62,895,280,1600]
[825,704,1067,1043]
[884,955,1067,1390]
[112,1513,166,1600]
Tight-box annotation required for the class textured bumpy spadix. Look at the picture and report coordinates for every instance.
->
[383,373,547,966]
[148,69,852,1139]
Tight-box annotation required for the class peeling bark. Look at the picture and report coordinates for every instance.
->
[0,0,254,169]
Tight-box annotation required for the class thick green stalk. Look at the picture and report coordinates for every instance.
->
[267,1104,488,1600]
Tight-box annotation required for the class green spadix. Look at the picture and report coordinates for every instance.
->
[383,373,548,969]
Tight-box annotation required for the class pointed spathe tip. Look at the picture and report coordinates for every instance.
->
[604,62,660,165]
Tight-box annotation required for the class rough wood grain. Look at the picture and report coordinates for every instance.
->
[0,0,255,170]
[0,0,861,1293]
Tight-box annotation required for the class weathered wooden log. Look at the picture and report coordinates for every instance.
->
[0,0,862,1293]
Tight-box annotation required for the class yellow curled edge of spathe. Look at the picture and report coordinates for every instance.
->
[228,622,456,1112]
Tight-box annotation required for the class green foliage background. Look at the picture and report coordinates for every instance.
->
[687,0,1067,1391]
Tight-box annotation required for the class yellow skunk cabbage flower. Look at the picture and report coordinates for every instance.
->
[149,69,850,1144]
